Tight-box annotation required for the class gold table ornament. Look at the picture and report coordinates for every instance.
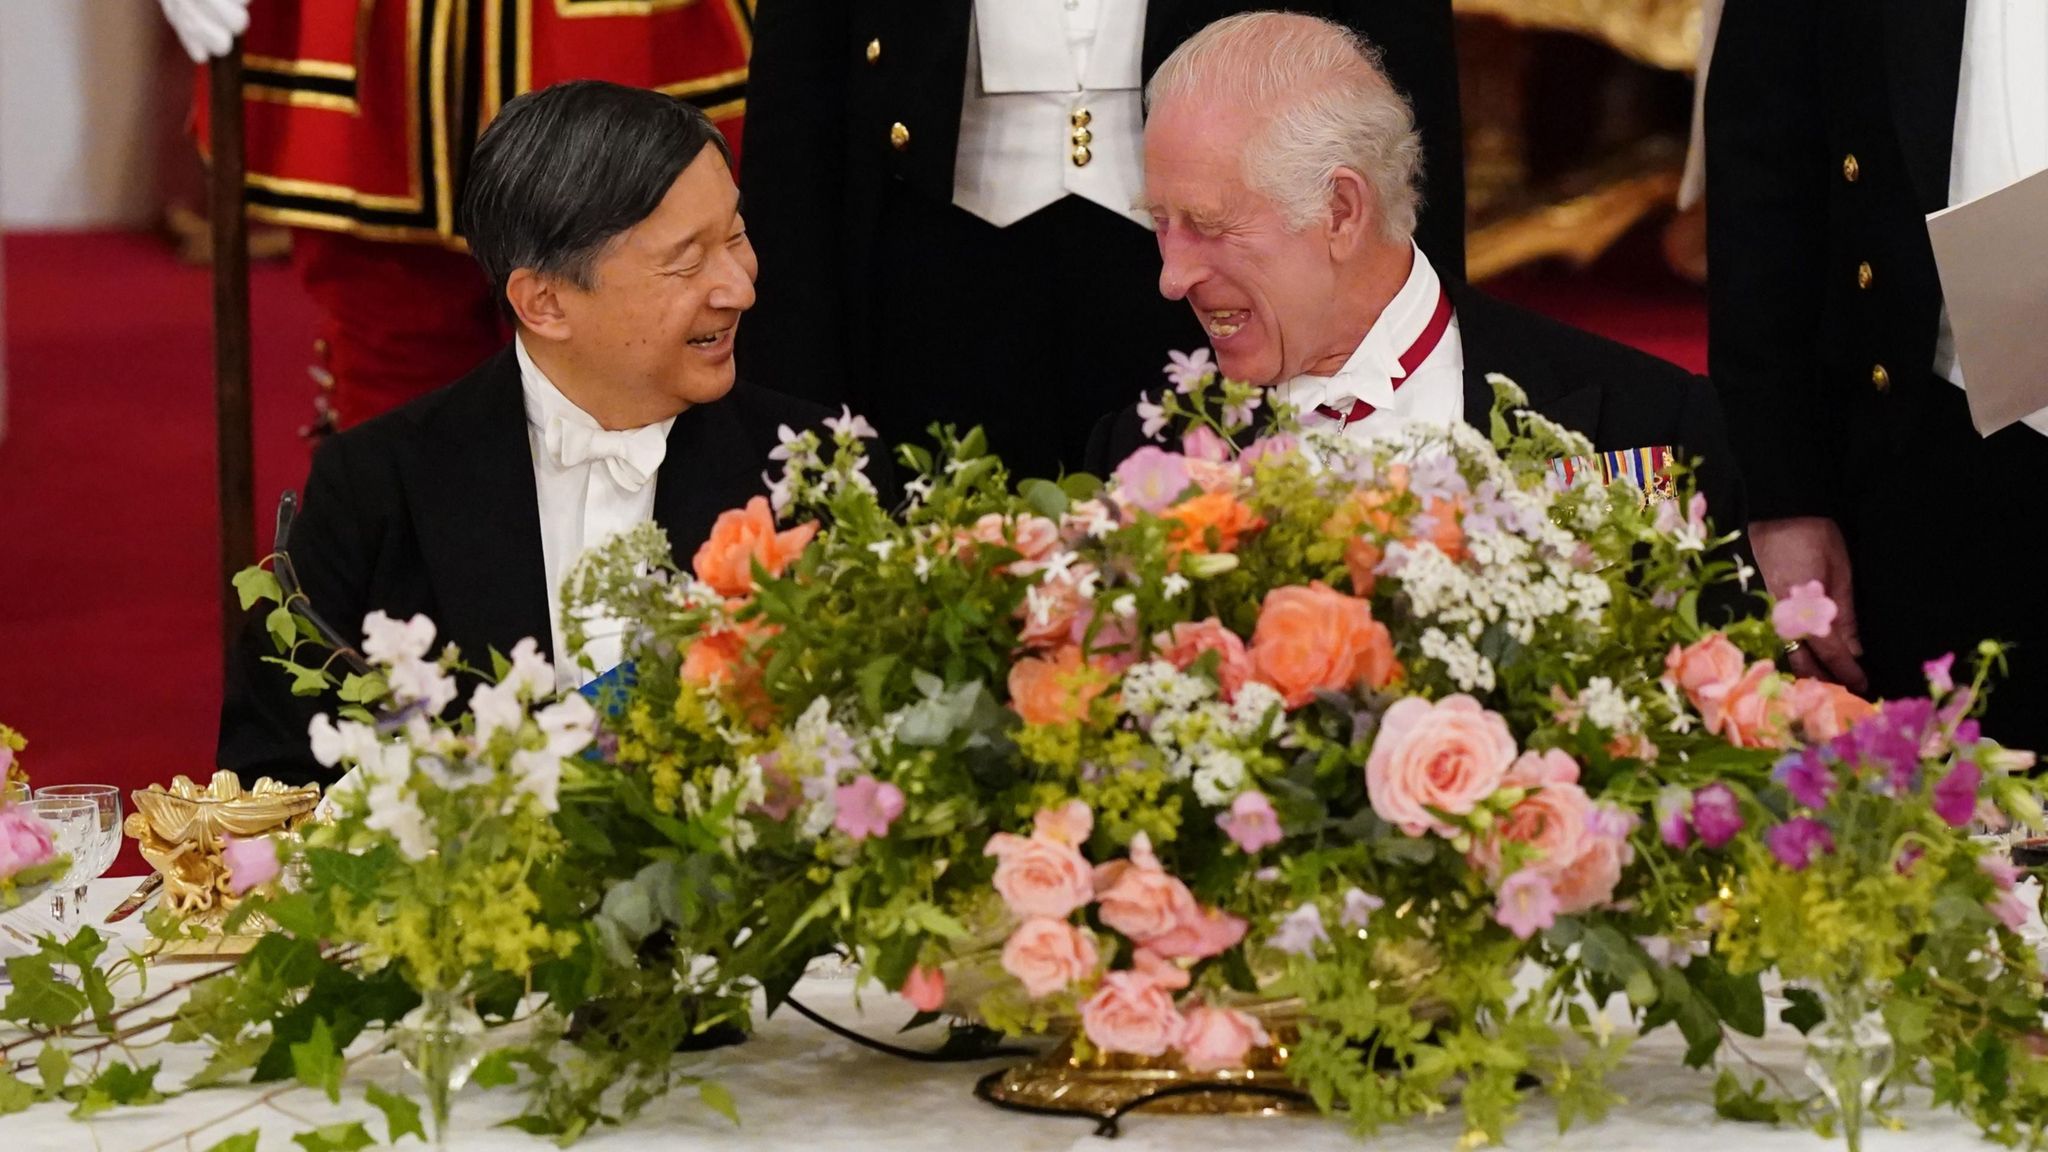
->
[123,771,322,959]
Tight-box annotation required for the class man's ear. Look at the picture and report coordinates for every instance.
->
[1325,166,1376,259]
[506,268,572,341]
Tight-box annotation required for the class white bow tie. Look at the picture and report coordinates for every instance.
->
[544,416,668,493]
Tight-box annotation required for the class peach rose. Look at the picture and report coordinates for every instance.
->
[1178,1005,1271,1072]
[966,513,1061,574]
[1156,618,1253,701]
[1093,835,1246,960]
[680,620,775,727]
[1164,491,1266,556]
[1143,904,1249,961]
[1504,747,1580,789]
[1366,694,1517,837]
[1007,645,1112,726]
[1470,775,1592,883]
[1017,565,1095,650]
[1418,497,1467,562]
[1343,535,1385,598]
[1033,799,1094,846]
[1248,582,1400,709]
[1002,918,1100,999]
[1702,660,1793,750]
[1551,825,1633,914]
[1663,633,1746,705]
[900,965,947,1013]
[1786,677,1877,741]
[1080,971,1184,1057]
[691,496,819,598]
[984,830,1094,919]
[1184,457,1242,495]
[1131,947,1192,992]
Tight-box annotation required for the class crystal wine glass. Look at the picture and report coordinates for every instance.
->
[25,797,95,926]
[2,780,26,806]
[34,785,122,919]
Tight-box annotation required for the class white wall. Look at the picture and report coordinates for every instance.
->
[0,0,163,229]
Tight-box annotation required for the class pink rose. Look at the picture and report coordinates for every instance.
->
[1178,1005,1271,1072]
[1131,948,1191,992]
[1470,774,1592,883]
[967,514,1061,574]
[1002,918,1100,999]
[1143,904,1249,962]
[1093,834,1247,960]
[1182,424,1232,462]
[1663,634,1745,705]
[1156,618,1252,701]
[1551,822,1634,914]
[222,834,281,896]
[0,805,57,879]
[1017,565,1095,650]
[900,965,947,1013]
[1504,748,1579,789]
[1080,971,1185,1057]
[1366,695,1518,837]
[1700,661,1793,750]
[1217,791,1284,854]
[1033,800,1094,847]
[984,831,1095,919]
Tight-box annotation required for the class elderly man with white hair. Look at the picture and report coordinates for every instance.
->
[1088,12,1747,536]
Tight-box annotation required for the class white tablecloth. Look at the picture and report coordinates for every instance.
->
[0,881,2013,1151]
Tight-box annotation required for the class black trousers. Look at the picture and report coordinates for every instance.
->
[863,190,1207,481]
[1842,378,2048,752]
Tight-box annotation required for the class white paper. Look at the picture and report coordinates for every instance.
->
[1925,167,2048,436]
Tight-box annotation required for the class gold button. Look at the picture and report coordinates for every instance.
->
[865,38,881,65]
[1071,144,1092,167]
[1842,153,1860,182]
[889,121,909,151]
[1856,261,1873,290]
[1070,127,1093,147]
[1871,364,1890,392]
[1070,107,1091,129]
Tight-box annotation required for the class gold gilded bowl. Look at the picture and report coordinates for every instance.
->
[124,771,321,921]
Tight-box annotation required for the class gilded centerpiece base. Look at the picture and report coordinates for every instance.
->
[974,1033,1315,1128]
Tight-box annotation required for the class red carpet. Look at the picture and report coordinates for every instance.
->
[0,228,1704,873]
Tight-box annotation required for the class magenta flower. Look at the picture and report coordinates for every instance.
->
[834,776,906,842]
[1163,348,1215,393]
[1654,785,1693,849]
[1771,580,1838,642]
[1931,761,1982,828]
[1494,869,1561,940]
[222,834,281,895]
[1765,817,1835,871]
[1110,447,1193,515]
[1774,747,1837,810]
[1691,783,1744,849]
[1216,791,1284,854]
[1924,653,1956,696]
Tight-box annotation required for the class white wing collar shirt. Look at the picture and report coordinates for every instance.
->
[1271,242,1464,446]
[953,0,1149,228]
[516,335,675,692]
[1934,0,2048,436]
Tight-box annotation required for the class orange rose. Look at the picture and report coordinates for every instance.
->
[1247,582,1400,709]
[1702,660,1793,750]
[1156,618,1252,700]
[1164,491,1266,556]
[1414,497,1467,563]
[1663,633,1745,705]
[1008,645,1112,726]
[1343,536,1384,597]
[691,496,819,598]
[1786,678,1876,741]
[680,619,775,727]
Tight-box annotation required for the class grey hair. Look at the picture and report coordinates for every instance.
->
[1147,12,1422,242]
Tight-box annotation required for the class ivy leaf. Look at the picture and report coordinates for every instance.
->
[203,1131,262,1152]
[232,567,282,611]
[37,1043,71,1094]
[291,1018,343,1102]
[1779,987,1825,1035]
[697,1080,740,1127]
[0,1066,35,1115]
[4,956,88,1030]
[470,1050,519,1091]
[337,673,386,705]
[290,1122,375,1152]
[266,605,299,651]
[70,1061,163,1118]
[1694,957,1765,1037]
[366,1083,427,1144]
[306,844,394,899]
[1712,1069,1788,1124]
[1017,478,1070,519]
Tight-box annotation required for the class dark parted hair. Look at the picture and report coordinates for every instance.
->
[460,79,733,307]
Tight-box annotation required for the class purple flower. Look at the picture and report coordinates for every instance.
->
[1691,783,1745,849]
[1110,447,1193,515]
[1163,348,1215,393]
[1894,844,1924,876]
[833,776,905,842]
[1654,785,1693,850]
[1270,903,1329,957]
[1765,817,1836,871]
[1842,699,1934,793]
[1774,747,1837,810]
[1924,653,1956,696]
[1340,887,1384,929]
[1494,869,1561,941]
[1771,580,1838,643]
[1931,760,1982,828]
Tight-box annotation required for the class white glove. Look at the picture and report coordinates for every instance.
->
[160,0,252,63]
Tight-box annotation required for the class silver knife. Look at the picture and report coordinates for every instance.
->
[102,873,163,923]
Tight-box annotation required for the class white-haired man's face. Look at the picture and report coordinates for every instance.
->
[1142,96,1348,386]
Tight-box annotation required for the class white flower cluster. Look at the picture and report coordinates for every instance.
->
[678,758,769,852]
[1119,660,1284,806]
[765,411,878,514]
[309,613,595,861]
[1577,676,1643,736]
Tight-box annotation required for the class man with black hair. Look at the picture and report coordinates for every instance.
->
[218,81,839,786]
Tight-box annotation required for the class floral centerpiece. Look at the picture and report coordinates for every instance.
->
[567,360,2048,1147]
[0,724,67,913]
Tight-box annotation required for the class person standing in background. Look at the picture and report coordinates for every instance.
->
[157,0,753,434]
[1705,0,2048,748]
[737,0,1463,481]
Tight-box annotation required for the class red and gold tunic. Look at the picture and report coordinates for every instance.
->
[197,0,753,246]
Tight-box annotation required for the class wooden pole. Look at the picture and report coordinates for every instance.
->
[210,42,255,660]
